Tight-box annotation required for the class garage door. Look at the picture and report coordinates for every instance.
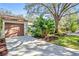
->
[5,23,24,38]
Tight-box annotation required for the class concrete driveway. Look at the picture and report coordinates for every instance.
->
[6,36,79,56]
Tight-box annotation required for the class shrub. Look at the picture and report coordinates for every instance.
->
[0,18,3,36]
[52,35,79,50]
[59,14,78,33]
[0,18,3,31]
[28,15,55,38]
[69,20,78,32]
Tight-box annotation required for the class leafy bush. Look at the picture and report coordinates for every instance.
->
[69,20,78,32]
[68,14,78,32]
[51,35,79,50]
[0,18,3,31]
[0,18,3,36]
[59,14,78,33]
[28,15,55,38]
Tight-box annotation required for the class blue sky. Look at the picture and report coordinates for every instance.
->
[0,3,26,15]
[0,3,79,16]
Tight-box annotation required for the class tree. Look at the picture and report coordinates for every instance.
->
[24,3,79,33]
[0,8,12,16]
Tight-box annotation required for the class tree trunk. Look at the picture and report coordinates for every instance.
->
[55,20,59,33]
[54,16,60,33]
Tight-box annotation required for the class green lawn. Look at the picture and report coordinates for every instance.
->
[50,35,79,50]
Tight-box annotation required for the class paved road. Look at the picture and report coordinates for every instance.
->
[6,36,79,56]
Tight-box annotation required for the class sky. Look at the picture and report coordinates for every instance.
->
[0,3,26,16]
[0,3,79,16]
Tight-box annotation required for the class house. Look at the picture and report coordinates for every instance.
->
[0,15,28,38]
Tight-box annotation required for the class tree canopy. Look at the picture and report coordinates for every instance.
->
[0,8,12,16]
[24,3,79,33]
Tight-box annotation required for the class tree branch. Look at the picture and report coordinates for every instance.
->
[57,3,61,15]
[59,3,71,16]
[41,3,54,16]
[62,10,79,17]
[60,4,79,17]
[52,3,57,14]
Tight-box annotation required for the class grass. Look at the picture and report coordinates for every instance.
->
[50,35,79,50]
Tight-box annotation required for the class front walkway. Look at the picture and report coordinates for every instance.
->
[6,36,79,56]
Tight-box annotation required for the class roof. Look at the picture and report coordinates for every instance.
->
[0,15,28,22]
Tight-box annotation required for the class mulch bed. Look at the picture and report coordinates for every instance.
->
[0,38,8,56]
[43,35,58,42]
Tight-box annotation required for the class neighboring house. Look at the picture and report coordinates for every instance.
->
[0,15,28,38]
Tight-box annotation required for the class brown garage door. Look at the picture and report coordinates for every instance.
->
[5,23,24,38]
